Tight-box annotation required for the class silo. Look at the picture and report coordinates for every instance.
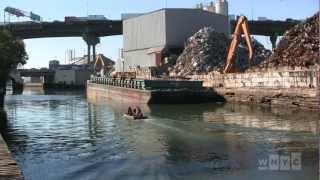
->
[215,0,230,35]
[215,0,228,16]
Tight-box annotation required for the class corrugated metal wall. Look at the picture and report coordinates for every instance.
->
[165,9,229,46]
[123,10,166,51]
[123,9,229,70]
[124,49,156,69]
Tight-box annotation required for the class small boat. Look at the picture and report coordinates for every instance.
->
[123,113,148,120]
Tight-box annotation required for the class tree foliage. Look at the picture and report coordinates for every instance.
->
[0,30,28,81]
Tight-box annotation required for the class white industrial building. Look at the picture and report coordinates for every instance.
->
[49,60,91,86]
[49,54,115,86]
[122,2,229,71]
[122,8,229,70]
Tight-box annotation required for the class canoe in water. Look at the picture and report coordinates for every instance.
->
[123,114,148,120]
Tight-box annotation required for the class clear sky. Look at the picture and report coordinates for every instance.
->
[0,0,318,68]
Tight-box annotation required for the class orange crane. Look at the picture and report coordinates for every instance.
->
[223,16,254,73]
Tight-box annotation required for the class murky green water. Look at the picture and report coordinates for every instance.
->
[0,88,319,180]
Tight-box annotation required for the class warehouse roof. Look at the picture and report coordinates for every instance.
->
[123,8,226,21]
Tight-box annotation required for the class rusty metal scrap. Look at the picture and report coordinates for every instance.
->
[169,27,271,76]
[267,12,319,67]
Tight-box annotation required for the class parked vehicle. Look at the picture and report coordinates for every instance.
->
[65,15,107,22]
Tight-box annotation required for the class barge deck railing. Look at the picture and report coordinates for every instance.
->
[90,77,146,90]
[89,76,204,91]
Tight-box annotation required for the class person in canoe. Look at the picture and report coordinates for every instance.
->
[127,106,134,116]
[125,106,146,119]
[134,106,144,119]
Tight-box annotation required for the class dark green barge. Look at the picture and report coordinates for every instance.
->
[87,77,225,104]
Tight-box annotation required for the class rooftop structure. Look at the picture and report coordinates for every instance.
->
[195,0,229,15]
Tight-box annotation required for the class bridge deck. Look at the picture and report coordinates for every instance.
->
[0,134,23,180]
[0,20,123,39]
[0,19,299,39]
[230,20,299,36]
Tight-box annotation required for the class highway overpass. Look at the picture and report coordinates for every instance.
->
[230,19,300,48]
[0,20,122,64]
[0,20,122,39]
[0,18,299,58]
[0,19,298,39]
[18,69,54,77]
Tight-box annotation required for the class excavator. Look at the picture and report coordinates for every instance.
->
[223,16,254,73]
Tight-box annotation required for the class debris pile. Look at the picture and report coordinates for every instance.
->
[237,38,272,70]
[267,12,319,67]
[169,27,228,76]
[169,27,271,76]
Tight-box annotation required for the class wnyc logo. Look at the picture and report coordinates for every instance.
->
[258,153,301,171]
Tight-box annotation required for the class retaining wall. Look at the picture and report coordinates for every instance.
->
[190,67,320,110]
[190,67,320,89]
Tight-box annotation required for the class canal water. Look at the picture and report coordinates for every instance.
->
[0,88,319,180]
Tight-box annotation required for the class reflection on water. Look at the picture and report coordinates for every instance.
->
[1,88,319,180]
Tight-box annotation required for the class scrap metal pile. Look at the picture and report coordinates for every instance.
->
[169,27,271,76]
[168,27,228,76]
[237,38,272,70]
[266,12,319,67]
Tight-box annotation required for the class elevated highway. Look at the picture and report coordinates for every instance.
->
[231,19,300,48]
[18,68,54,77]
[0,20,122,64]
[0,18,300,58]
[0,20,122,39]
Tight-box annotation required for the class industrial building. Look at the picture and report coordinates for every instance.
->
[47,54,115,87]
[195,0,228,15]
[48,60,91,87]
[122,2,229,71]
[54,69,91,86]
[71,54,115,76]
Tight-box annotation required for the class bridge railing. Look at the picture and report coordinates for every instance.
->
[90,76,145,90]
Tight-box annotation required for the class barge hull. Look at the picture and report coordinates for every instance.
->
[87,82,225,104]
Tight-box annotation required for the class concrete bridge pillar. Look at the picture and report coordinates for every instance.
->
[83,33,100,65]
[87,44,91,64]
[92,44,97,64]
[270,34,278,50]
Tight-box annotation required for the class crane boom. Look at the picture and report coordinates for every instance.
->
[223,16,254,73]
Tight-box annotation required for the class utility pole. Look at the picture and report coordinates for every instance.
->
[250,0,254,21]
[86,0,89,16]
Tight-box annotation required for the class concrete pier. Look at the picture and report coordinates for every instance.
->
[0,134,23,179]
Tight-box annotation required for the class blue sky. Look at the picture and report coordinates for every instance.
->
[0,0,318,68]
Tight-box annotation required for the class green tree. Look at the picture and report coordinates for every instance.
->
[0,30,28,107]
